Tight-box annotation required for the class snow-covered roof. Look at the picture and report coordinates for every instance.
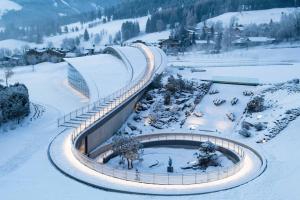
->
[65,54,131,101]
[233,37,275,44]
[195,40,215,44]
[248,37,275,42]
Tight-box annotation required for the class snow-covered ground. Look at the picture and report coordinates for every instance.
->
[107,147,234,174]
[45,16,148,48]
[0,0,22,19]
[169,44,300,84]
[0,3,299,198]
[0,16,149,51]
[3,62,86,114]
[197,7,300,27]
[1,26,300,199]
[0,39,40,51]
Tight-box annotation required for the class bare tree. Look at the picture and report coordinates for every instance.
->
[112,136,143,169]
[4,67,14,86]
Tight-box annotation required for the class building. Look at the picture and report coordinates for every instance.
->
[0,55,25,67]
[67,64,90,97]
[194,39,216,50]
[25,48,66,65]
[233,37,276,48]
[159,38,181,55]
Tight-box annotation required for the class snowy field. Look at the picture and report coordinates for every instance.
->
[197,7,300,27]
[169,44,300,84]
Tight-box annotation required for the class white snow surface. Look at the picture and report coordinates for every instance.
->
[113,46,147,81]
[106,147,234,174]
[65,54,131,101]
[0,39,40,51]
[0,0,22,19]
[198,7,300,27]
[169,44,300,84]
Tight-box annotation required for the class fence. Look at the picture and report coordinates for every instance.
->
[72,133,245,185]
[57,44,158,147]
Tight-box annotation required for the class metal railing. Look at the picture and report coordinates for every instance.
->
[72,133,245,185]
[57,44,157,146]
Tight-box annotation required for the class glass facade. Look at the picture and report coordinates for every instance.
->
[68,64,90,98]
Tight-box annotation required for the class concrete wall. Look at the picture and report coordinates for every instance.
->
[75,89,145,156]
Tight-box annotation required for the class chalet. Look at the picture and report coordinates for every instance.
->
[195,39,216,50]
[0,55,25,67]
[159,38,181,55]
[25,48,66,65]
[233,37,276,48]
[132,40,147,45]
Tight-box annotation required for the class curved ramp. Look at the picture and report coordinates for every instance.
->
[55,43,166,154]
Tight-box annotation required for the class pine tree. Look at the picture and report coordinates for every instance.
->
[84,29,90,41]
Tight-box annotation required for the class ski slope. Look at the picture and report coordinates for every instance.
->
[197,7,300,27]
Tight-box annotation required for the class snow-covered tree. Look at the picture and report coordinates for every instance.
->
[112,136,143,169]
[61,38,76,50]
[83,29,90,41]
[94,33,101,45]
[196,141,219,169]
[0,83,30,124]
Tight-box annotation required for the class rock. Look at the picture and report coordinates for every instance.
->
[291,78,299,84]
[185,111,191,117]
[231,97,239,105]
[176,98,189,105]
[243,91,254,96]
[127,123,137,131]
[133,115,142,122]
[239,129,252,137]
[209,89,219,95]
[253,122,267,131]
[242,121,253,130]
[151,120,165,129]
[226,113,236,122]
[194,112,204,118]
[145,93,153,101]
[213,99,226,106]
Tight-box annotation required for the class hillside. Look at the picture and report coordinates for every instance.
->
[0,0,120,26]
[197,7,300,27]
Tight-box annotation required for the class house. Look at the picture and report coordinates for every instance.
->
[195,39,216,50]
[25,48,66,65]
[158,38,181,55]
[232,37,276,48]
[0,55,25,67]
